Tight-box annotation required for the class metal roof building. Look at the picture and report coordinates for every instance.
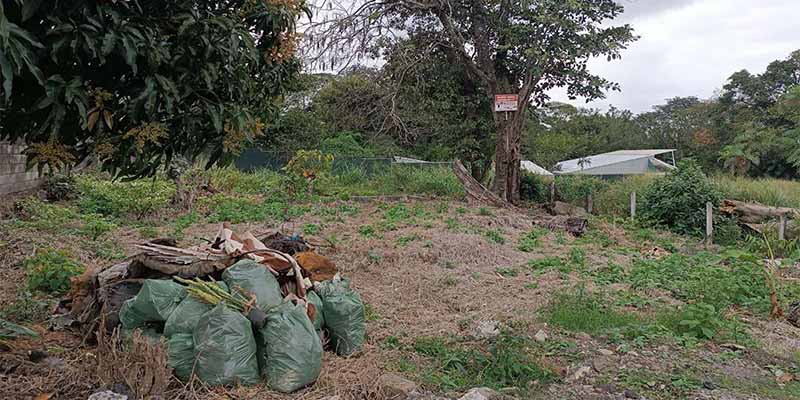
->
[554,149,676,177]
[521,160,554,176]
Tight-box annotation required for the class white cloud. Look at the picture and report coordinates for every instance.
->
[551,0,800,113]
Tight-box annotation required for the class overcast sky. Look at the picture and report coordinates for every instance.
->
[549,0,800,113]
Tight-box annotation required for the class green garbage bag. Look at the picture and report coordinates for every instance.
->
[222,260,282,311]
[164,281,228,336]
[167,333,196,381]
[306,291,325,332]
[316,278,366,356]
[256,301,323,393]
[119,280,186,329]
[193,304,259,386]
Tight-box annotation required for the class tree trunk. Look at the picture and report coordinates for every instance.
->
[491,110,523,204]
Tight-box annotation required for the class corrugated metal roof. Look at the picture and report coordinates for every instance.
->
[521,160,553,176]
[554,149,675,174]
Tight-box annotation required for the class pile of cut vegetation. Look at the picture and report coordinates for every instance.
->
[67,224,366,393]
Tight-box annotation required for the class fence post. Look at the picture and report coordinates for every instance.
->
[706,202,713,245]
[779,214,787,241]
[550,181,556,205]
[630,192,636,218]
[587,194,594,214]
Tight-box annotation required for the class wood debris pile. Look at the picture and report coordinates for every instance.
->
[68,223,337,332]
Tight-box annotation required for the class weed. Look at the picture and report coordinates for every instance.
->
[25,249,85,295]
[303,223,322,236]
[527,257,568,274]
[518,228,547,252]
[364,303,381,322]
[413,334,553,392]
[442,275,458,287]
[14,198,80,233]
[477,207,494,216]
[79,213,118,241]
[359,225,378,238]
[76,174,175,219]
[445,217,461,231]
[569,247,586,268]
[367,251,383,264]
[484,229,505,244]
[592,262,626,285]
[138,226,159,239]
[456,207,467,214]
[439,260,457,270]
[545,290,641,335]
[0,291,53,323]
[382,336,403,350]
[396,233,420,247]
[495,267,519,278]
[172,212,198,240]
[524,282,539,290]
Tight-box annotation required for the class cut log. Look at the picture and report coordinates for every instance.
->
[132,243,236,277]
[720,199,798,224]
[453,160,518,210]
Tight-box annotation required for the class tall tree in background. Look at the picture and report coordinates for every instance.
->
[305,0,636,203]
[0,0,306,176]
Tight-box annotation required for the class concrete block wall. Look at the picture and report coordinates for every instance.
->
[0,141,43,194]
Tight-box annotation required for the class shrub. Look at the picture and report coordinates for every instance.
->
[555,175,608,204]
[42,173,76,201]
[204,167,281,195]
[639,160,721,235]
[594,175,656,216]
[76,174,175,218]
[283,149,334,196]
[519,172,550,203]
[25,249,85,295]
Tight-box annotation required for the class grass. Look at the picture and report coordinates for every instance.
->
[517,228,547,252]
[412,333,554,392]
[545,290,642,334]
[483,229,505,244]
[713,174,800,208]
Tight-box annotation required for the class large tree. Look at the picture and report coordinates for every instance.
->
[305,0,636,202]
[0,0,305,176]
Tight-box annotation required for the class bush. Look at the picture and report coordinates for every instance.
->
[204,167,282,196]
[519,172,550,203]
[555,175,608,204]
[76,174,175,218]
[25,249,85,295]
[639,160,721,235]
[42,173,76,201]
[594,175,656,216]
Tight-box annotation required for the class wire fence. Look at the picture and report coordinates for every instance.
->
[234,149,454,175]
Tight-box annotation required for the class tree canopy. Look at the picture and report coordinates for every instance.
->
[0,0,306,176]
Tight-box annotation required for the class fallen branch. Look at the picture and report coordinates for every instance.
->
[452,160,518,210]
[720,199,798,224]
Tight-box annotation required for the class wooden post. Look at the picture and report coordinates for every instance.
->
[587,194,594,214]
[550,181,556,205]
[630,192,636,218]
[779,214,787,241]
[706,202,713,245]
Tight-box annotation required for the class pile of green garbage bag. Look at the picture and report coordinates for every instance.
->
[117,259,367,393]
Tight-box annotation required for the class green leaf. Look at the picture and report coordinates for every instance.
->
[21,0,44,21]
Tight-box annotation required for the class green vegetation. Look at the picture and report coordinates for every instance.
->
[639,160,721,235]
[545,290,642,334]
[517,228,547,252]
[413,334,554,392]
[76,175,175,219]
[24,249,85,295]
[483,229,506,244]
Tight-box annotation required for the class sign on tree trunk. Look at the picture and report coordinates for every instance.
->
[494,94,519,112]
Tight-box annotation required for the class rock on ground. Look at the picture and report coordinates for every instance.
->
[378,373,418,399]
[87,391,128,400]
[458,387,503,400]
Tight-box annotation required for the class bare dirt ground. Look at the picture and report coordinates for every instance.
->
[1,197,799,399]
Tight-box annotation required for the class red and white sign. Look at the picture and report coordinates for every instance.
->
[494,94,519,112]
